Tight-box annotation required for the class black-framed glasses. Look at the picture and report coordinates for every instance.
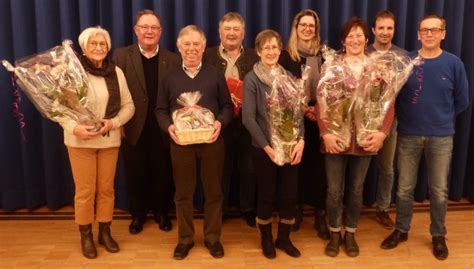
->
[298,23,316,29]
[419,28,444,35]
[136,25,161,32]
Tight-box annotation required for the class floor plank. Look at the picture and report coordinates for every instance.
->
[1,209,473,268]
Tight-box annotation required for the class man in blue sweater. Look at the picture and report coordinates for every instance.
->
[155,25,233,260]
[381,15,469,260]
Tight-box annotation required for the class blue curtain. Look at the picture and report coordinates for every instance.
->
[1,0,473,210]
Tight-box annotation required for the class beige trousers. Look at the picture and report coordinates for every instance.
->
[67,147,119,225]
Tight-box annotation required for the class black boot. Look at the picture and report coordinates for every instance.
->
[344,231,359,257]
[98,222,119,253]
[275,222,301,257]
[79,224,97,259]
[257,223,276,259]
[314,209,330,240]
[291,205,303,231]
[325,231,341,257]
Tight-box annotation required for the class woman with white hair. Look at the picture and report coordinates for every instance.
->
[60,26,134,258]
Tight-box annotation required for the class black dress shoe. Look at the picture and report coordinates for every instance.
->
[204,241,224,258]
[243,211,256,227]
[155,214,172,231]
[381,230,408,249]
[173,242,194,260]
[129,217,145,234]
[432,236,449,260]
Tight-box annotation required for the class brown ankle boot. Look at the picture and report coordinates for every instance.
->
[79,224,97,259]
[98,222,119,253]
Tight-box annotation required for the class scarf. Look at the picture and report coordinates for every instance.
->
[253,61,286,88]
[79,55,121,119]
[297,44,322,102]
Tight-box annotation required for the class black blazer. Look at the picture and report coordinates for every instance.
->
[112,44,180,145]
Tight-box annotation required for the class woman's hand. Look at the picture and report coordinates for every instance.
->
[264,145,281,165]
[290,139,305,165]
[73,125,100,140]
[98,119,114,135]
[362,132,387,153]
[322,133,345,154]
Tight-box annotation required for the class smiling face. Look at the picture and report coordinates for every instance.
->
[84,34,108,67]
[178,31,205,68]
[372,17,395,47]
[343,26,367,57]
[219,19,245,50]
[297,15,316,43]
[134,14,162,50]
[257,37,281,68]
[418,18,446,51]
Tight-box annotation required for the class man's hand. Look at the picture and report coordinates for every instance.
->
[208,120,222,143]
[168,124,180,144]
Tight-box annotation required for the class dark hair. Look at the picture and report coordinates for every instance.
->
[135,9,161,25]
[372,10,396,28]
[255,29,283,52]
[341,16,369,41]
[419,14,446,30]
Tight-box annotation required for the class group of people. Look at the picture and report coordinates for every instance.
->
[58,8,469,262]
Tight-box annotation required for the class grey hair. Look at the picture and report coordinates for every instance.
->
[176,25,207,47]
[78,26,111,53]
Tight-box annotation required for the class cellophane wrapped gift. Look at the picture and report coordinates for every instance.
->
[172,91,215,145]
[2,40,102,131]
[353,51,423,147]
[266,68,308,165]
[316,46,355,150]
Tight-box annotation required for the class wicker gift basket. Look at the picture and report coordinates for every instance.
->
[175,128,214,145]
[172,91,215,145]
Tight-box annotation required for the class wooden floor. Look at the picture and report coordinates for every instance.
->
[1,209,473,269]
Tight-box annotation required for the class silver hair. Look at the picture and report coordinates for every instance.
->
[176,25,207,47]
[78,26,112,53]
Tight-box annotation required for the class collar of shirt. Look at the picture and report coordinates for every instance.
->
[182,62,202,78]
[219,44,243,64]
[138,44,159,59]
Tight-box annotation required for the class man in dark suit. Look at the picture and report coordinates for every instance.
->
[113,9,180,234]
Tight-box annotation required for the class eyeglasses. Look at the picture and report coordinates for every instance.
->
[419,28,444,35]
[261,45,280,52]
[298,23,316,29]
[136,25,161,32]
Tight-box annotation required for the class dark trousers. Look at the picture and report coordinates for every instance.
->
[299,118,327,210]
[252,147,298,220]
[121,120,173,219]
[171,138,224,244]
[222,119,256,213]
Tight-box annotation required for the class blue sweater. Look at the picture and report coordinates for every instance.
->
[396,51,469,136]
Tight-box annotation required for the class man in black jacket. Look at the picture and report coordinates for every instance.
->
[204,12,259,227]
[113,9,180,235]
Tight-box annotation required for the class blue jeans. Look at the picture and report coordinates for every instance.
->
[376,119,397,212]
[395,134,452,236]
[325,154,372,232]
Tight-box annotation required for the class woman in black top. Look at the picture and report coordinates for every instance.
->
[278,9,329,239]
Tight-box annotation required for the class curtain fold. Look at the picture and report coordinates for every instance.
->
[0,0,472,210]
